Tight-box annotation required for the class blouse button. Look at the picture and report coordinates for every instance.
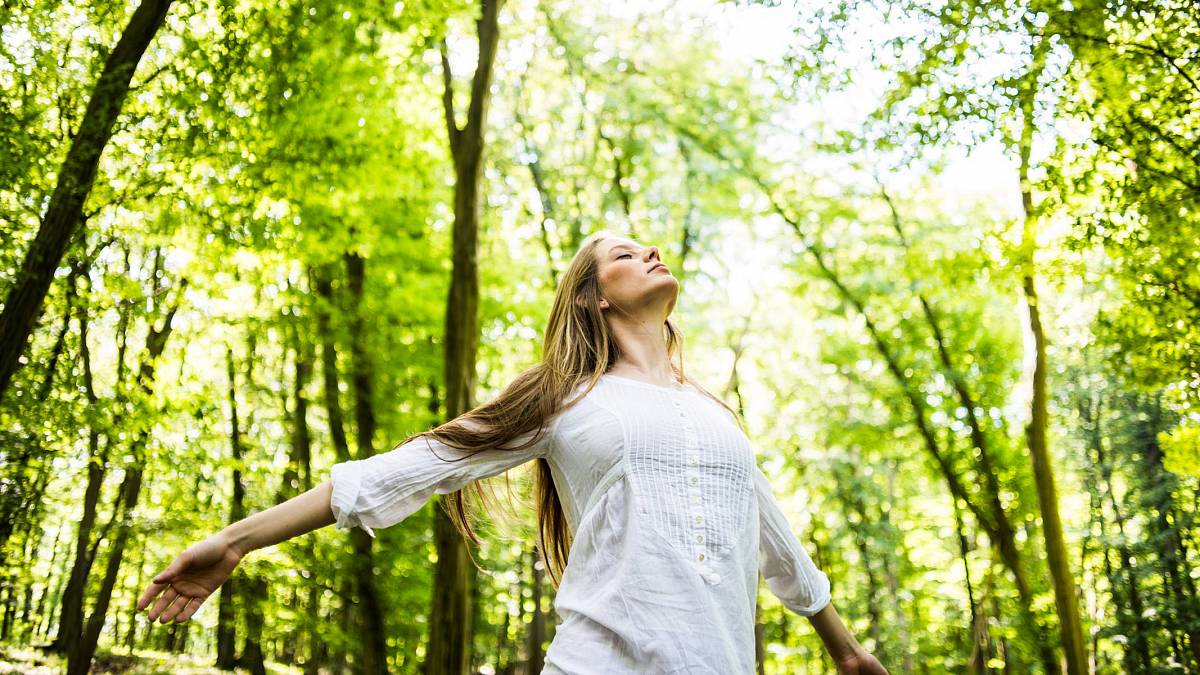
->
[687,456,697,465]
[689,476,698,485]
[695,534,704,543]
[697,553,705,561]
[694,515,703,525]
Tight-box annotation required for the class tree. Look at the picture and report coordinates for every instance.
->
[0,0,173,398]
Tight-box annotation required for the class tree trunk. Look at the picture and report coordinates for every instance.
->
[0,0,173,396]
[49,432,107,653]
[1015,42,1088,675]
[237,576,268,675]
[65,464,144,675]
[427,1,505,674]
[215,347,246,669]
[235,332,268,675]
[345,250,389,674]
[314,263,378,673]
[50,268,109,653]
[286,313,322,673]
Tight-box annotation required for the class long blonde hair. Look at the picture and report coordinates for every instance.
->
[398,229,741,588]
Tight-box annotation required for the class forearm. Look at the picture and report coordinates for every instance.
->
[221,480,336,556]
[807,600,862,662]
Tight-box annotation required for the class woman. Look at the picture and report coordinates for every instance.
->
[138,230,888,674]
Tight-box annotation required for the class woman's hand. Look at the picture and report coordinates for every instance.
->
[136,532,244,624]
[836,646,890,675]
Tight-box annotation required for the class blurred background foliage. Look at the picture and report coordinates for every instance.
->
[0,0,1196,672]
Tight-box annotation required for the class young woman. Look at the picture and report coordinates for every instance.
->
[138,230,888,674]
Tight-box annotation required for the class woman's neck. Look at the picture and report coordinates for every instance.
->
[606,315,675,384]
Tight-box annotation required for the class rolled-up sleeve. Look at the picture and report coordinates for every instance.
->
[330,420,557,537]
[754,464,832,617]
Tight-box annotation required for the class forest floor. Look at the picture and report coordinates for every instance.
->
[0,644,302,674]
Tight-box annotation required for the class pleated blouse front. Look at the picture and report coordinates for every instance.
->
[329,372,831,674]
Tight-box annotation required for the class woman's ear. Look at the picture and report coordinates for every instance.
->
[576,295,609,310]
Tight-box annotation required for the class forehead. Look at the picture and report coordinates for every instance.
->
[600,238,642,255]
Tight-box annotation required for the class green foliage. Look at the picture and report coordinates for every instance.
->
[1,0,1196,673]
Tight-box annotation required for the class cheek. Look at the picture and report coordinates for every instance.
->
[598,266,627,291]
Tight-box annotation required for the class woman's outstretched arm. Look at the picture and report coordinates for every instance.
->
[136,481,335,624]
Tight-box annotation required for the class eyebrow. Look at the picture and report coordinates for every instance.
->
[609,244,640,255]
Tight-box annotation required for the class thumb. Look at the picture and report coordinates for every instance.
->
[152,549,192,583]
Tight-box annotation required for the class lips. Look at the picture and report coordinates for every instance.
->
[648,263,668,273]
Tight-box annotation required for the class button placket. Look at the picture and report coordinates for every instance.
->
[676,397,708,569]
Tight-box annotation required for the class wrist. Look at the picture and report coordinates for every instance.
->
[808,601,861,661]
[827,633,862,662]
[217,525,251,559]
[832,639,864,663]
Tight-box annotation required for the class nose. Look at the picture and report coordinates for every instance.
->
[644,246,659,262]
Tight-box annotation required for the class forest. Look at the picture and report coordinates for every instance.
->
[0,0,1197,672]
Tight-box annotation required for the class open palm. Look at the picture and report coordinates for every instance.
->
[137,535,244,624]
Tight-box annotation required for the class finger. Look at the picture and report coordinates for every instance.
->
[158,593,188,624]
[176,596,204,623]
[152,551,192,584]
[148,587,178,622]
[174,596,201,623]
[137,581,167,611]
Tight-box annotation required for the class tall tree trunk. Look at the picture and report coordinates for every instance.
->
[285,311,322,674]
[313,266,353,467]
[237,576,268,675]
[49,433,106,653]
[314,263,372,672]
[428,1,504,673]
[49,264,109,653]
[0,0,173,396]
[345,250,389,674]
[215,347,246,670]
[235,332,268,675]
[1015,40,1087,675]
[66,463,144,675]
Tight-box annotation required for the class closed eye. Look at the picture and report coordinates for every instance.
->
[617,253,632,260]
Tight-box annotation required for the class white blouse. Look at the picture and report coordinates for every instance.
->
[329,372,831,673]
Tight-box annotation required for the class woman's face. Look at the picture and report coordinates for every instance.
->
[594,237,678,317]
